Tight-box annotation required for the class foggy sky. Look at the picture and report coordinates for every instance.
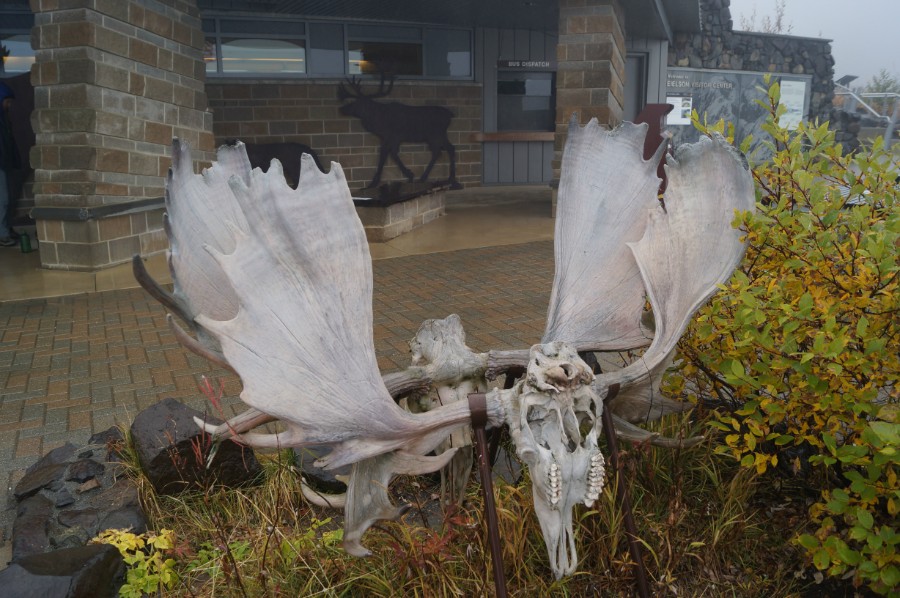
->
[727,0,899,86]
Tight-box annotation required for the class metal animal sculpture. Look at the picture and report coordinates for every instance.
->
[135,118,754,580]
[224,139,324,189]
[337,75,460,189]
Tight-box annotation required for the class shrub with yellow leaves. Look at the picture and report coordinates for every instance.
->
[92,528,178,597]
[666,79,899,595]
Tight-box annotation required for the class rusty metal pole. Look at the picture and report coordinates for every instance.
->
[468,392,508,598]
[601,383,651,598]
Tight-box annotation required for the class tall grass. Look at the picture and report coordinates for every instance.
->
[123,412,809,597]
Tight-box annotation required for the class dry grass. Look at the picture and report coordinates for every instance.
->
[123,412,815,597]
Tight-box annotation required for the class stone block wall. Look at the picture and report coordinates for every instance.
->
[355,191,445,242]
[669,0,834,122]
[29,0,213,270]
[205,81,482,191]
[828,109,862,155]
[553,0,625,174]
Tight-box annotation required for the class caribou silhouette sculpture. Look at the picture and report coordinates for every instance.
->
[134,118,755,580]
[337,75,460,189]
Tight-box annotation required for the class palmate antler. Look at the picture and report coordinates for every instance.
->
[487,119,754,446]
[139,141,500,473]
[596,129,755,409]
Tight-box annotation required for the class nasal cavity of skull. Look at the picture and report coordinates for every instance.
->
[561,410,581,451]
[545,363,578,390]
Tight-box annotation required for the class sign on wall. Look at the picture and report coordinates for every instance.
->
[497,60,557,71]
[665,67,812,153]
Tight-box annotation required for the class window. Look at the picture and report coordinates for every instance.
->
[204,19,306,75]
[308,23,343,75]
[202,16,471,80]
[221,38,306,74]
[349,42,422,76]
[497,72,556,131]
[425,28,471,78]
[348,24,422,76]
[0,13,35,75]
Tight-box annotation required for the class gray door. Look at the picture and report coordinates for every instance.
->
[477,28,556,184]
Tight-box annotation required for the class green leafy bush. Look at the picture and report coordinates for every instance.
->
[667,81,899,595]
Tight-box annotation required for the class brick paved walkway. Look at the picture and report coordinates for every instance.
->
[0,241,553,545]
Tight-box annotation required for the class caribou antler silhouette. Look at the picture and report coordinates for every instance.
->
[136,120,754,578]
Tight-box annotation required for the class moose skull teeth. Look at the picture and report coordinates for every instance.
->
[584,451,606,506]
[548,462,562,506]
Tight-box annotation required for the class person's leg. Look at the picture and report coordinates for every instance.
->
[4,168,22,239]
[0,169,12,241]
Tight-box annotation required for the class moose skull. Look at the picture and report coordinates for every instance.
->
[501,342,606,579]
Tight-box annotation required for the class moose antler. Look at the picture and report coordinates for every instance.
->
[545,120,665,351]
[546,118,754,442]
[147,140,500,472]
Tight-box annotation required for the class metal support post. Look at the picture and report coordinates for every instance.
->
[468,392,508,598]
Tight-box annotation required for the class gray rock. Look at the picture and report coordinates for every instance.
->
[55,489,76,508]
[25,443,77,475]
[295,446,350,494]
[100,507,146,535]
[130,397,263,495]
[88,427,126,462]
[88,428,123,446]
[14,463,67,501]
[0,544,125,598]
[90,478,140,512]
[58,508,100,531]
[66,459,105,484]
[13,495,53,561]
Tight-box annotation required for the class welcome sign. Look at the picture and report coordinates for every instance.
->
[665,67,812,155]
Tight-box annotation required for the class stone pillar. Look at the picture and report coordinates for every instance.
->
[553,0,626,178]
[29,0,214,270]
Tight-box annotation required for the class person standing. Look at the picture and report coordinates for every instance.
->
[0,81,21,247]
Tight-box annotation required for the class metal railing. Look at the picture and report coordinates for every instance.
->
[834,85,900,149]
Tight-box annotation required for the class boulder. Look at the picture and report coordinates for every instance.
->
[0,544,125,598]
[11,432,146,562]
[295,446,350,494]
[13,494,53,560]
[130,397,263,494]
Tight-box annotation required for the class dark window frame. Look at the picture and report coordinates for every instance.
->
[203,15,473,81]
[0,10,35,76]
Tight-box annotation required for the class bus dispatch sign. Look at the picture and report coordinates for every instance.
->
[498,60,557,71]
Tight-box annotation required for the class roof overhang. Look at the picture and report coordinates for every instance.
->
[198,0,558,31]
[199,0,701,38]
[622,0,701,42]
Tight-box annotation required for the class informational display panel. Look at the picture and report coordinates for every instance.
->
[665,67,813,154]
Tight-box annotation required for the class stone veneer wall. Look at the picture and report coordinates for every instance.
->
[205,81,482,191]
[30,0,214,270]
[669,0,834,122]
[553,0,625,175]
